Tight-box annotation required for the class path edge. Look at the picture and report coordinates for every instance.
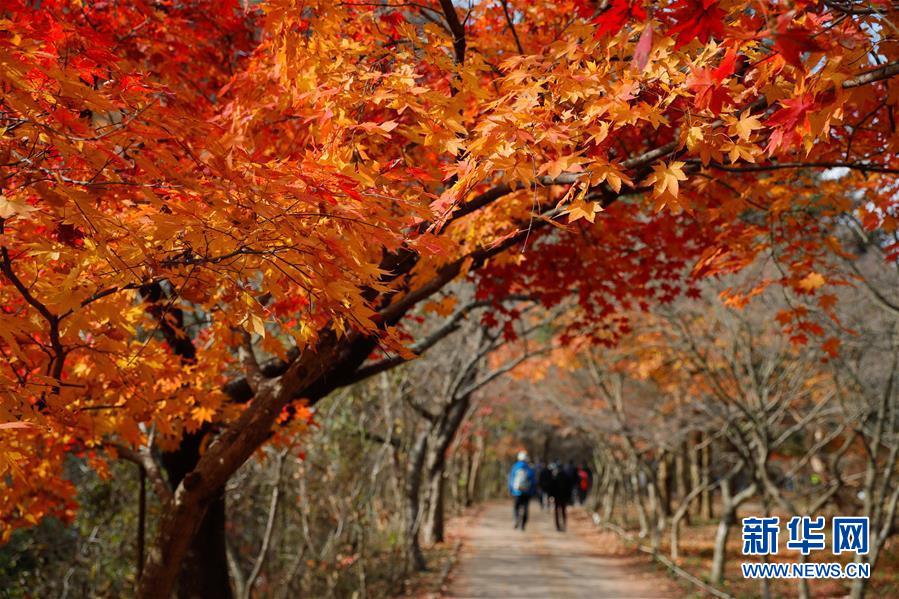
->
[589,512,735,599]
[431,501,490,597]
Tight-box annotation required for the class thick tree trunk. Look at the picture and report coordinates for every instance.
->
[646,478,664,551]
[143,285,232,599]
[161,432,232,599]
[138,337,344,599]
[183,492,231,599]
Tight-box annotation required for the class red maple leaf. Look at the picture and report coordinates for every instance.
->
[592,0,647,38]
[765,92,819,152]
[687,47,738,113]
[772,14,829,69]
[666,0,726,48]
[573,0,597,19]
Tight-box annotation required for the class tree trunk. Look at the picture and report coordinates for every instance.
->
[710,503,734,584]
[461,447,474,507]
[701,438,713,519]
[689,433,701,518]
[601,477,617,523]
[670,480,707,561]
[646,478,665,552]
[161,432,232,599]
[182,492,232,599]
[406,431,429,571]
[467,434,484,506]
[137,336,345,599]
[633,472,649,538]
[424,470,446,544]
[710,480,755,584]
[143,286,232,599]
[448,452,461,515]
[657,453,671,518]
[675,441,689,525]
[423,392,470,544]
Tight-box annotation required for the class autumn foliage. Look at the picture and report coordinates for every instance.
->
[1,0,898,595]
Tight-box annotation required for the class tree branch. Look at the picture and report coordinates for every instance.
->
[692,160,899,175]
[438,0,466,64]
[500,0,524,53]
[843,60,899,88]
[242,449,287,599]
[238,329,265,394]
[110,443,174,504]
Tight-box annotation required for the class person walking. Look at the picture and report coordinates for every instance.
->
[564,460,579,505]
[576,463,593,505]
[536,461,551,510]
[508,451,536,531]
[547,461,575,532]
[546,462,571,532]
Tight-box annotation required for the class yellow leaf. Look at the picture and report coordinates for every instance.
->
[732,111,763,142]
[424,295,457,317]
[249,313,266,337]
[191,406,216,424]
[685,126,703,150]
[646,161,687,198]
[799,272,825,291]
[0,195,37,219]
[566,198,602,223]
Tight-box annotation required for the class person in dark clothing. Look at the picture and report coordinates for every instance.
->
[536,461,550,509]
[508,451,536,530]
[564,460,579,505]
[546,462,575,531]
[576,463,593,505]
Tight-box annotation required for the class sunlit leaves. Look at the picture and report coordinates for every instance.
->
[644,161,688,206]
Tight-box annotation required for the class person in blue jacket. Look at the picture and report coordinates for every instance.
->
[508,450,536,530]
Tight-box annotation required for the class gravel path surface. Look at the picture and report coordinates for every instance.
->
[445,502,679,598]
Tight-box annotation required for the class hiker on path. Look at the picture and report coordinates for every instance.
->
[536,461,551,510]
[547,461,575,532]
[508,451,536,530]
[564,460,579,505]
[576,463,593,505]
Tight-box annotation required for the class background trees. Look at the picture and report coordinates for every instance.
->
[538,255,898,596]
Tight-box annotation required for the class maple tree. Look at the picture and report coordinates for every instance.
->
[2,0,899,596]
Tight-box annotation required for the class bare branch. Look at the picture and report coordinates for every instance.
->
[238,329,265,393]
[110,443,173,504]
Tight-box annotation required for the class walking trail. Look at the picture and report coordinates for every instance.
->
[445,502,680,598]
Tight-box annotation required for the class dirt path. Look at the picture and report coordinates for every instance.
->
[445,502,680,598]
